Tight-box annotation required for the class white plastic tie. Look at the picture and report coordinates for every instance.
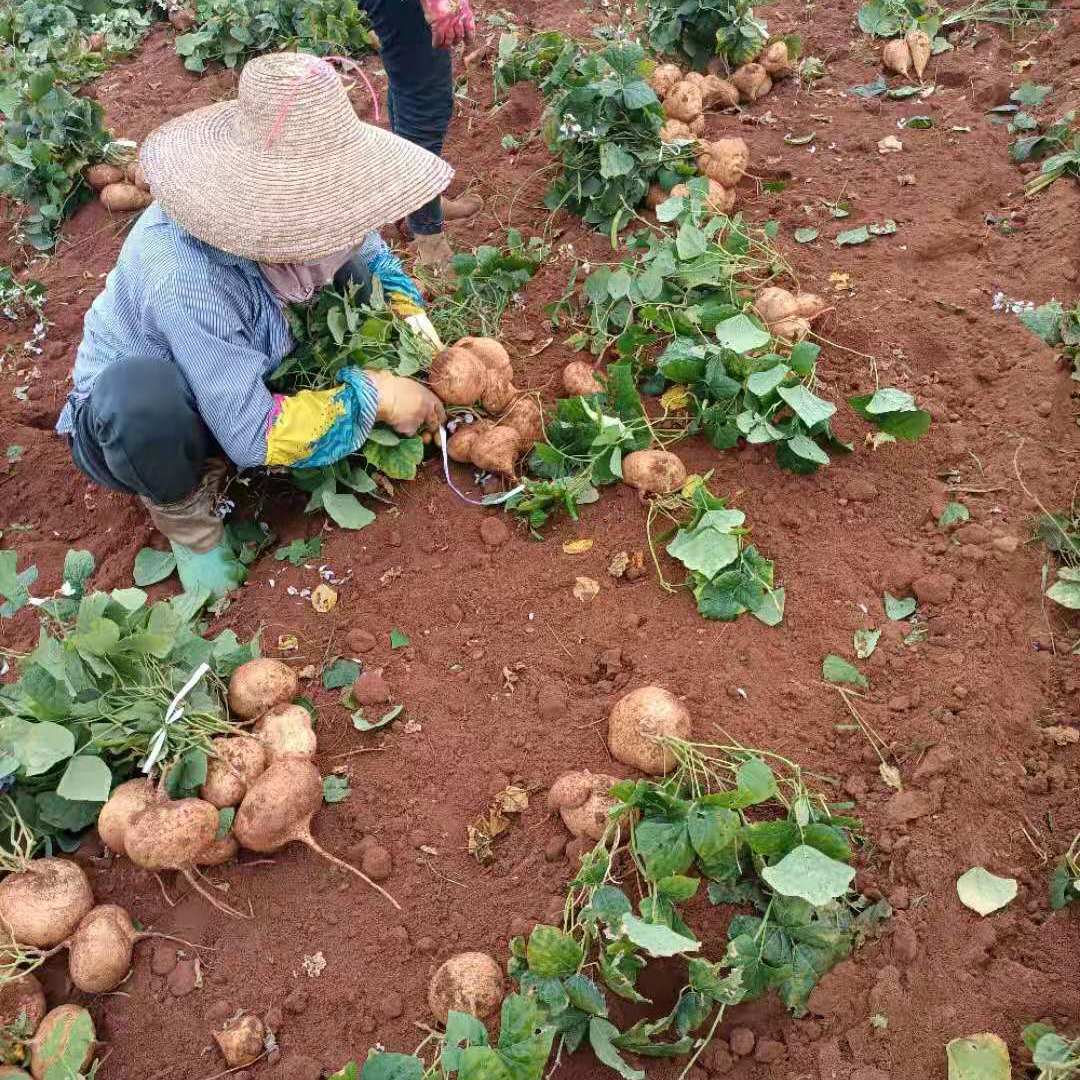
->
[438,424,524,507]
[140,661,211,774]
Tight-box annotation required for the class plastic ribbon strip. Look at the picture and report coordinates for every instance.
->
[438,424,524,507]
[140,661,211,774]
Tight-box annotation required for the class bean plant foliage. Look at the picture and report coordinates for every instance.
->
[0,548,257,850]
[857,0,1049,41]
[338,741,889,1080]
[643,0,768,71]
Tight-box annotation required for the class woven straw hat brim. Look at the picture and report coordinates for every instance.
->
[141,101,454,264]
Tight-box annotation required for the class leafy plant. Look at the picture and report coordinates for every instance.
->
[0,549,257,849]
[1022,1022,1080,1079]
[1034,508,1080,612]
[858,0,1049,39]
[1019,297,1080,379]
[847,387,931,443]
[0,266,45,322]
[643,0,768,71]
[1010,111,1080,196]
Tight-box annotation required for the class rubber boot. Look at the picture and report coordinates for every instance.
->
[413,231,455,273]
[441,193,483,222]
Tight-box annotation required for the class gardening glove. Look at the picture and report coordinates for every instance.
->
[171,540,247,600]
[366,369,446,436]
[419,0,475,47]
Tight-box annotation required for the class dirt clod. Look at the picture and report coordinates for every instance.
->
[352,671,392,705]
[166,957,199,997]
[361,844,393,882]
[754,1038,786,1063]
[537,683,568,722]
[150,942,177,976]
[729,1027,756,1056]
[912,573,956,605]
[885,789,936,825]
[479,517,511,547]
[346,628,376,653]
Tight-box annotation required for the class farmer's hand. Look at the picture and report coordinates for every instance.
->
[367,370,446,435]
[419,0,475,48]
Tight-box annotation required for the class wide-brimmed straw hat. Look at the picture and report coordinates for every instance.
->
[141,52,454,263]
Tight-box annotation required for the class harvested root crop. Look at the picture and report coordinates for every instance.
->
[228,658,298,720]
[621,450,687,495]
[664,81,703,123]
[659,119,695,143]
[455,337,513,384]
[99,183,152,212]
[0,858,93,949]
[762,40,793,79]
[500,396,544,445]
[697,137,749,188]
[123,161,150,192]
[200,735,267,807]
[649,62,683,98]
[480,377,517,414]
[253,705,316,764]
[196,833,239,867]
[97,778,156,853]
[29,1005,95,1080]
[671,180,735,216]
[233,758,401,909]
[732,63,772,103]
[65,904,141,993]
[882,38,912,77]
[700,74,739,109]
[753,287,826,343]
[445,420,492,464]
[905,29,931,79]
[547,771,618,841]
[213,1014,265,1068]
[469,425,522,476]
[0,973,45,1032]
[84,164,123,190]
[562,361,603,396]
[608,686,691,774]
[428,952,505,1024]
[429,347,489,405]
[771,316,812,343]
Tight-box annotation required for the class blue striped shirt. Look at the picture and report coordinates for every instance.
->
[57,203,394,469]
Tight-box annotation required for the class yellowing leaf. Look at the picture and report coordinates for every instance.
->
[829,271,851,292]
[277,634,299,652]
[311,583,338,613]
[562,539,594,555]
[494,785,530,813]
[573,576,600,601]
[660,385,691,411]
[879,762,902,790]
[680,474,705,499]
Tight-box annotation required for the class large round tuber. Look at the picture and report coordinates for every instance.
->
[770,315,811,343]
[608,686,691,774]
[659,119,695,143]
[0,859,94,949]
[84,164,123,191]
[480,377,517,414]
[470,426,522,476]
[698,137,749,188]
[649,63,684,98]
[732,63,772,102]
[97,777,156,853]
[196,833,239,867]
[124,798,219,872]
[228,658,298,720]
[762,40,793,79]
[562,361,603,396]
[213,1014,265,1067]
[548,771,618,841]
[429,347,489,405]
[29,1005,95,1080]
[427,952,505,1025]
[455,337,513,383]
[753,286,798,326]
[905,29,931,78]
[700,74,739,109]
[200,735,267,808]
[882,38,912,76]
[621,450,687,495]
[253,704,316,763]
[446,420,492,464]
[66,904,139,993]
[500,397,544,445]
[99,182,152,212]
[664,81,703,123]
[0,973,46,1033]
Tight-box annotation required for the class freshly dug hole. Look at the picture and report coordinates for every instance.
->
[621,450,687,495]
[66,904,139,993]
[233,758,401,909]
[97,777,155,853]
[200,735,267,807]
[428,952,505,1024]
[608,686,691,774]
[0,859,93,949]
[29,1005,95,1080]
[228,658,298,720]
[429,347,488,405]
[562,361,602,396]
[0,973,45,1032]
[213,1014,265,1067]
[254,704,316,763]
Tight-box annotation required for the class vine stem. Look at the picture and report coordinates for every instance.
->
[677,1004,727,1080]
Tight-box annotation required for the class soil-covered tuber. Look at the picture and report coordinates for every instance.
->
[200,736,267,807]
[547,770,618,841]
[762,40,793,79]
[66,904,140,993]
[427,952,505,1024]
[0,858,94,949]
[732,63,772,102]
[228,658,298,720]
[882,38,912,76]
[562,361,603,396]
[0,974,46,1033]
[84,164,123,191]
[621,450,687,495]
[649,63,683,98]
[608,686,691,774]
[664,81,703,123]
[697,137,749,189]
[469,425,523,476]
[500,396,544,445]
[905,29,931,79]
[700,74,739,109]
[97,778,156,853]
[99,183,152,212]
[29,1005,95,1080]
[429,347,489,405]
[253,704,316,764]
[213,1014,265,1067]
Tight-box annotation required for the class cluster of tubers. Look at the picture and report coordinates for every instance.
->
[0,994,95,1080]
[881,29,932,80]
[83,158,152,213]
[753,286,829,343]
[433,337,543,475]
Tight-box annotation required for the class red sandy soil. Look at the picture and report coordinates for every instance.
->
[1,2,1078,1078]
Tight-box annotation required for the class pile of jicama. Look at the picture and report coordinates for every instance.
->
[83,140,152,212]
[881,29,932,80]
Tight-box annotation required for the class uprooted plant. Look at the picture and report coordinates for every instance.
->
[1022,1021,1080,1079]
[1010,110,1080,196]
[642,0,769,72]
[1032,506,1080,613]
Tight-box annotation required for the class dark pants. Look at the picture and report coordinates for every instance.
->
[360,0,453,235]
[70,357,212,505]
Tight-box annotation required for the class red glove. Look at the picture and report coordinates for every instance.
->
[419,0,475,48]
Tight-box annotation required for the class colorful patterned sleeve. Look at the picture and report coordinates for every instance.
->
[357,232,425,317]
[264,367,380,468]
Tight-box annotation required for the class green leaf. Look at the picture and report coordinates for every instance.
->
[599,142,635,178]
[667,526,740,579]
[853,629,880,659]
[35,793,101,834]
[564,974,607,1015]
[794,228,819,243]
[62,550,95,592]
[322,493,376,530]
[734,756,778,806]
[956,867,1018,916]
[323,775,351,803]
[1047,567,1080,609]
[822,654,868,689]
[275,537,323,565]
[0,550,36,616]
[746,364,789,398]
[676,220,707,260]
[945,1034,1012,1080]
[715,314,771,354]
[360,1053,424,1080]
[761,844,856,905]
[752,586,786,626]
[607,268,632,299]
[324,658,360,689]
[133,547,177,586]
[777,384,836,428]
[165,747,208,799]
[938,502,969,528]
[883,592,916,620]
[363,436,425,480]
[56,755,112,803]
[588,1018,645,1080]
[1012,81,1052,107]
[13,721,74,776]
[353,704,403,732]
[784,434,829,466]
[526,924,583,978]
[390,628,410,649]
[620,914,700,957]
[216,807,235,840]
[634,818,695,880]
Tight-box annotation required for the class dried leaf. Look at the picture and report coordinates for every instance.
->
[608,551,630,577]
[879,762,902,791]
[877,135,903,154]
[829,271,851,292]
[277,634,299,652]
[311,583,338,613]
[659,385,691,411]
[573,576,600,601]
[1042,725,1079,747]
[562,539,594,555]
[495,785,529,813]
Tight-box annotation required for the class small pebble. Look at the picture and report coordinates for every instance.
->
[729,1027,756,1057]
[361,844,393,882]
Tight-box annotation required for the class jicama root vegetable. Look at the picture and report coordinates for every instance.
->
[99,183,152,212]
[84,164,123,190]
[547,771,618,841]
[882,38,912,76]
[253,705,316,764]
[445,420,493,464]
[228,658,298,720]
[771,316,812,343]
[732,63,772,103]
[0,858,93,949]
[97,778,156,852]
[455,337,513,384]
[671,180,735,216]
[233,758,401,909]
[200,736,267,808]
[500,396,544,444]
[196,834,239,867]
[697,137,749,188]
[762,40,794,79]
[659,119,696,143]
[700,74,739,109]
[481,377,517,414]
[608,686,691,775]
[649,63,684,98]
[429,347,489,405]
[29,1005,95,1080]
[621,450,687,495]
[123,161,150,192]
[168,7,196,31]
[906,29,931,79]
[428,952,505,1024]
[64,904,155,993]
[753,286,827,343]
[470,425,522,476]
[213,1014,265,1068]
[562,360,603,396]
[0,973,45,1032]
[664,81,703,123]
[125,797,247,918]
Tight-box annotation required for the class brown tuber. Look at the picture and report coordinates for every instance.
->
[0,858,93,949]
[99,182,152,212]
[455,337,513,383]
[213,1014,265,1068]
[608,686,691,774]
[66,904,140,993]
[882,38,912,76]
[700,74,739,109]
[196,833,239,867]
[649,63,684,98]
[547,771,618,841]
[124,161,150,192]
[228,658,298,720]
[500,396,544,445]
[254,704,316,763]
[697,137,749,188]
[671,180,734,216]
[621,450,687,495]
[663,81,703,123]
[446,420,492,464]
[200,735,267,807]
[659,119,695,143]
[428,952,505,1025]
[732,63,772,102]
[97,777,155,853]
[469,425,522,476]
[429,347,489,405]
[562,360,603,396]
[762,40,793,79]
[0,973,46,1033]
[29,1005,95,1080]
[754,287,826,342]
[84,164,123,190]
[905,29,931,79]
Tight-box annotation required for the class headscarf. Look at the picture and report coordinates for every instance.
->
[259,247,354,304]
